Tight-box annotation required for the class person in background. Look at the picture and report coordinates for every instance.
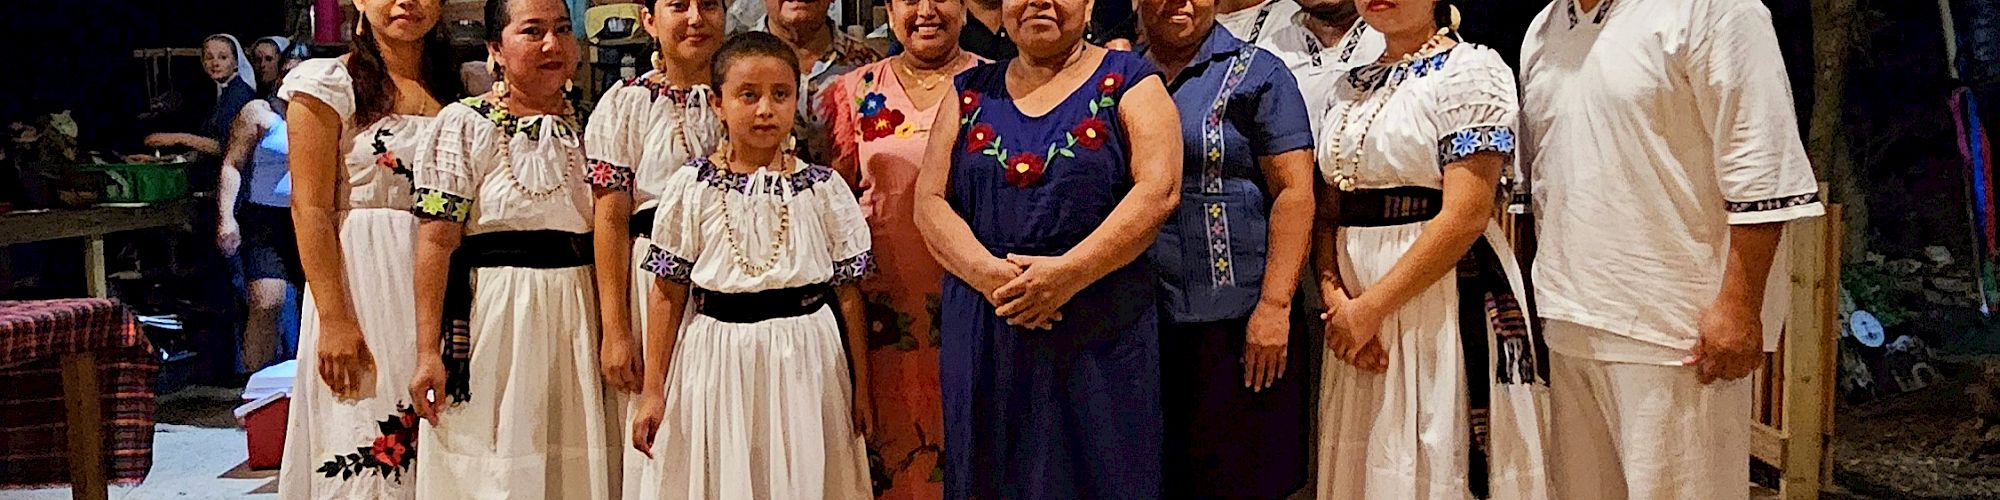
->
[914,0,1182,492]
[249,37,302,99]
[1136,0,1317,494]
[1312,0,1550,497]
[404,0,612,497]
[1222,0,1380,133]
[758,0,884,165]
[627,31,875,499]
[818,0,983,494]
[145,34,257,156]
[276,0,458,496]
[582,0,727,495]
[1520,0,1825,497]
[217,37,309,372]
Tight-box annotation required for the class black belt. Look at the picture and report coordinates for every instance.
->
[630,207,656,239]
[693,284,834,324]
[1336,187,1443,227]
[439,230,593,405]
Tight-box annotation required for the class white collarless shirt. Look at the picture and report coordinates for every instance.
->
[1520,0,1824,362]
[1224,0,1384,135]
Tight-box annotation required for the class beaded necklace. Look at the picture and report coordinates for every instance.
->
[1324,29,1451,192]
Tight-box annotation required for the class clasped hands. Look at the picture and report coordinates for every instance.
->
[969,253,1086,330]
[1322,291,1390,373]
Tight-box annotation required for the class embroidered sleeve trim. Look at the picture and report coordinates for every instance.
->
[1726,192,1822,213]
[1436,125,1518,165]
[586,159,634,191]
[641,244,696,284]
[831,251,877,286]
[412,187,472,222]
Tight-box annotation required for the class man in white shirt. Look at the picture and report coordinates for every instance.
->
[1520,0,1824,498]
[1215,0,1382,134]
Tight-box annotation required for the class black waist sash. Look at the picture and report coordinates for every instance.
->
[692,284,835,324]
[1336,187,1547,499]
[440,230,593,405]
[630,207,657,239]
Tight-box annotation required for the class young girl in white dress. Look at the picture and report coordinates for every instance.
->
[1312,0,1551,498]
[580,0,726,496]
[627,32,875,499]
[276,0,452,497]
[405,0,613,498]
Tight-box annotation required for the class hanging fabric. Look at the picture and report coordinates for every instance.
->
[1955,88,1997,314]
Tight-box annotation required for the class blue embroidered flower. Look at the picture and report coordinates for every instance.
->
[1450,130,1482,157]
[1411,60,1430,77]
[1429,52,1449,71]
[860,93,888,118]
[1488,128,1516,152]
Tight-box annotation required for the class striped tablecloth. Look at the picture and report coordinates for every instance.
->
[0,299,157,488]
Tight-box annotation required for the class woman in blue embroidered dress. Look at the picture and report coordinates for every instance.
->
[1312,0,1550,497]
[1137,0,1318,494]
[913,0,1182,494]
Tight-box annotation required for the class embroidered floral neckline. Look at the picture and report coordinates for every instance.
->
[1344,45,1457,92]
[1566,0,1613,29]
[959,70,1127,188]
[692,157,835,195]
[457,96,580,142]
[854,70,918,142]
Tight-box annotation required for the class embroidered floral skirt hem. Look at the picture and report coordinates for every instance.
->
[643,307,871,499]
[415,265,614,500]
[279,209,420,500]
[1317,221,1551,500]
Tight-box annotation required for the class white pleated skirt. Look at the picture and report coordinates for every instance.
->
[610,236,660,500]
[643,306,870,500]
[1317,220,1550,500]
[280,208,420,500]
[415,265,614,500]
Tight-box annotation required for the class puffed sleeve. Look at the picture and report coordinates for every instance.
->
[815,166,875,285]
[411,103,487,223]
[641,165,704,284]
[278,58,356,123]
[583,82,639,192]
[1433,48,1521,167]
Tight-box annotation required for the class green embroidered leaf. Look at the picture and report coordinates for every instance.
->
[1058,148,1075,158]
[1066,133,1076,146]
[1099,96,1115,108]
[1088,100,1100,115]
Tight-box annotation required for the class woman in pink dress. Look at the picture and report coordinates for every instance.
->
[817,0,982,495]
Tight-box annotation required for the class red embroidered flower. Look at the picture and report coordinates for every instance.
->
[861,108,906,141]
[965,123,997,152]
[1003,151,1046,188]
[1071,116,1109,150]
[959,90,981,114]
[1098,72,1125,94]
[399,410,417,430]
[375,151,400,170]
[371,434,408,465]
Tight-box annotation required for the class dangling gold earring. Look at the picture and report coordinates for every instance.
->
[565,79,575,93]
[651,50,667,73]
[354,12,367,37]
[1448,5,1462,34]
[716,127,732,165]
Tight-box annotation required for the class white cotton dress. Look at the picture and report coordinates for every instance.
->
[277,57,432,500]
[581,74,723,500]
[638,157,873,500]
[1314,44,1552,500]
[410,98,613,500]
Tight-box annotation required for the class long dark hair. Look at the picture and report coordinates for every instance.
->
[347,12,461,127]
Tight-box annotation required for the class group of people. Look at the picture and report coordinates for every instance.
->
[263,0,1824,498]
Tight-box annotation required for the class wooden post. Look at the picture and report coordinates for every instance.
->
[60,351,106,500]
[1776,204,1841,500]
[84,236,106,298]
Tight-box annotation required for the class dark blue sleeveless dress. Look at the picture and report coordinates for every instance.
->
[939,50,1164,499]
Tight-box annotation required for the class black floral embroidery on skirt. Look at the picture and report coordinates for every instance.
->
[316,404,420,480]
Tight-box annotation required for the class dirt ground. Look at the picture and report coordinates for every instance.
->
[1832,359,2000,499]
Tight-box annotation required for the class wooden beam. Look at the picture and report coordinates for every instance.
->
[61,352,106,500]
[1754,423,1786,467]
[0,200,194,246]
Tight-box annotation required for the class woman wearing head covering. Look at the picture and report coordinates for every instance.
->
[145,34,257,156]
[816,0,982,494]
[217,36,309,371]
[913,0,1182,494]
[1312,0,1550,497]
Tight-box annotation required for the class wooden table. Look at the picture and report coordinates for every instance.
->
[0,200,195,297]
[0,203,186,500]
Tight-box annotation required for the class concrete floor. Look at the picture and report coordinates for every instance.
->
[1,386,276,500]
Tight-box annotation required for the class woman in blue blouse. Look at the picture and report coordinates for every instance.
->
[1139,0,1316,496]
